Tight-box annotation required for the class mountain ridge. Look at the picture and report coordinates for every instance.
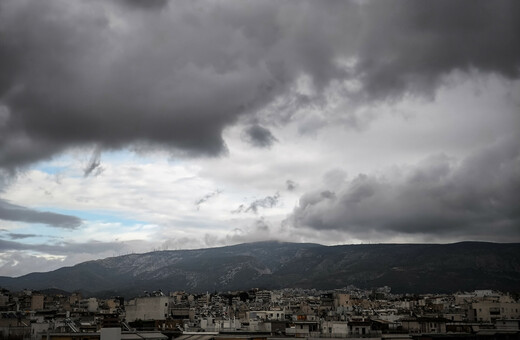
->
[1,241,519,297]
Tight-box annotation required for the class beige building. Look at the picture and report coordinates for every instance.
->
[125,296,170,322]
[400,317,447,334]
[334,293,351,308]
[470,301,520,322]
[31,294,44,310]
[321,320,349,336]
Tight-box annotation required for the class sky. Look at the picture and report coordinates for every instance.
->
[0,0,519,277]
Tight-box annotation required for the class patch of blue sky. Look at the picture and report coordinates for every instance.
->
[101,148,183,166]
[32,152,76,174]
[34,164,66,175]
[33,148,180,176]
[99,149,143,163]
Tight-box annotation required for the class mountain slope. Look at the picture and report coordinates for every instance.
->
[0,241,519,296]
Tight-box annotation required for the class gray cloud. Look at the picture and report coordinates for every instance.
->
[233,192,280,214]
[286,180,297,191]
[288,136,520,242]
[83,147,103,177]
[2,232,59,240]
[225,218,274,244]
[0,199,82,229]
[0,0,517,169]
[0,252,60,277]
[0,238,124,255]
[0,239,131,276]
[7,233,39,240]
[243,125,278,148]
[194,190,222,210]
[122,0,167,10]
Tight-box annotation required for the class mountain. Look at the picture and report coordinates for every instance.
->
[1,241,519,297]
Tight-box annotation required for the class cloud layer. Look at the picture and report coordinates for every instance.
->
[0,199,82,229]
[0,0,518,169]
[288,137,520,242]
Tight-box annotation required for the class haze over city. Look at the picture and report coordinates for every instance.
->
[0,0,519,277]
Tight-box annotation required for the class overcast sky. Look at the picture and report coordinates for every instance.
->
[0,0,519,277]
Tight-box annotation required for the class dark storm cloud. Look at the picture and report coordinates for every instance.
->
[288,137,520,241]
[243,125,278,148]
[0,0,518,169]
[0,199,82,229]
[354,0,520,101]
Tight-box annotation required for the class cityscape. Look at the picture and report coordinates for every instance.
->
[0,285,519,340]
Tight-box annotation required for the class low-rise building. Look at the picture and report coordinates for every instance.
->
[400,317,447,334]
[125,296,169,322]
[470,301,520,322]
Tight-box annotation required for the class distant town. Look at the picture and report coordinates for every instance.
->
[1,286,519,340]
